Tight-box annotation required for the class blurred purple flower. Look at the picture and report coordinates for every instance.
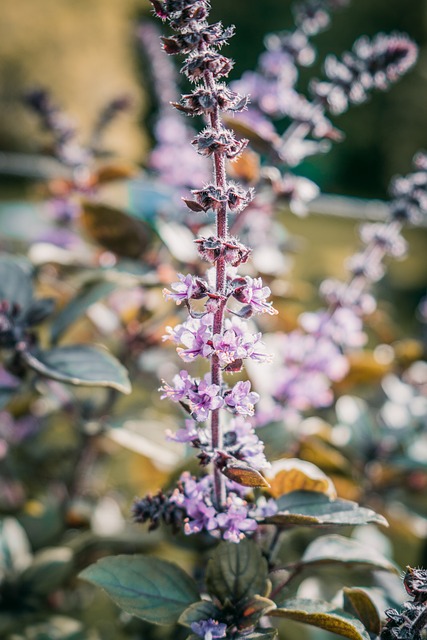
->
[191,619,227,640]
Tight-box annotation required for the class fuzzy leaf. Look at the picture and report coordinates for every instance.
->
[298,534,398,573]
[179,601,221,628]
[206,538,269,605]
[271,598,371,639]
[343,587,381,636]
[265,491,387,527]
[23,345,131,394]
[79,555,200,624]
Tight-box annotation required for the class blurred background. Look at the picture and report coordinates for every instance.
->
[0,3,427,639]
[1,0,427,195]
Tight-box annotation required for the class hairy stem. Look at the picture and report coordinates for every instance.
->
[206,70,228,509]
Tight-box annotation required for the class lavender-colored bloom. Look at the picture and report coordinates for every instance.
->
[212,329,247,367]
[271,331,349,411]
[163,273,208,304]
[159,370,194,402]
[225,416,269,470]
[224,380,260,417]
[189,375,224,422]
[166,418,204,443]
[252,496,278,518]
[191,619,227,640]
[216,494,258,543]
[232,276,278,315]
[165,315,213,361]
[319,278,377,315]
[300,308,367,348]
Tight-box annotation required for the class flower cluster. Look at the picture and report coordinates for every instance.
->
[312,32,418,114]
[134,472,276,543]
[164,314,271,368]
[269,150,426,417]
[160,371,261,421]
[132,0,279,541]
[163,272,277,319]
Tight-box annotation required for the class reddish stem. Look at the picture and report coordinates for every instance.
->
[205,71,228,508]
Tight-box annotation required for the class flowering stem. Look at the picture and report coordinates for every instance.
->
[206,70,228,509]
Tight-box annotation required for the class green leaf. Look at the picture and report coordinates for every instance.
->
[23,345,131,394]
[298,534,399,573]
[0,256,33,315]
[179,601,221,628]
[206,538,269,605]
[51,280,118,343]
[343,587,381,636]
[265,491,387,527]
[271,598,371,640]
[19,547,74,596]
[79,555,200,625]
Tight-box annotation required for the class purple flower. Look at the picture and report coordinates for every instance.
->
[163,273,208,304]
[216,494,258,543]
[212,329,247,367]
[300,308,367,348]
[160,369,194,402]
[232,276,278,315]
[165,315,213,361]
[166,418,205,443]
[251,496,278,518]
[271,331,349,411]
[224,380,260,417]
[191,619,227,640]
[188,375,224,422]
[319,278,377,315]
[225,416,269,470]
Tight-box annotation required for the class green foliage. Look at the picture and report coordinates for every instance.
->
[271,598,372,640]
[23,345,131,394]
[266,491,388,527]
[298,534,399,574]
[206,538,270,604]
[79,555,200,625]
[343,588,381,637]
